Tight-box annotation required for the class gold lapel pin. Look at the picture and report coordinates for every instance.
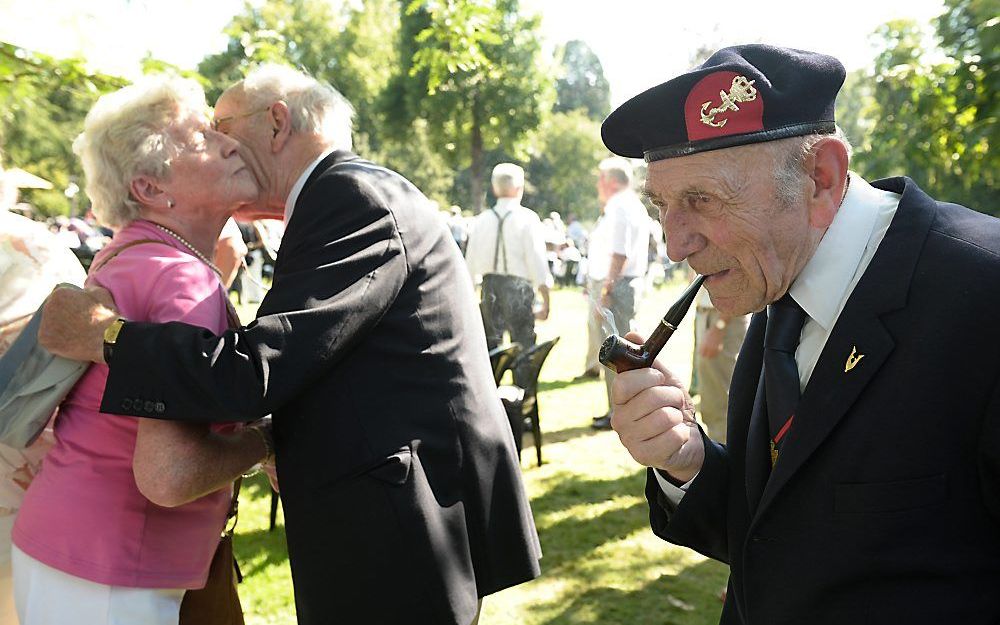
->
[845,346,865,372]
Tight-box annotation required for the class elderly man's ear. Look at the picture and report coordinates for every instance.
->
[805,137,850,230]
[269,101,293,152]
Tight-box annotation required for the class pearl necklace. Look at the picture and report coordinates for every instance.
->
[153,223,223,278]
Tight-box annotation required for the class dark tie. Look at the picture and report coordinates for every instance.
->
[763,293,807,467]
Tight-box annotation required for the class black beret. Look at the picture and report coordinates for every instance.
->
[602,44,846,162]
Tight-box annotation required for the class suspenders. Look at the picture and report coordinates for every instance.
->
[490,207,511,274]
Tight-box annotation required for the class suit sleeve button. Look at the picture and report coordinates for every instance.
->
[155,402,166,414]
[122,399,133,410]
[143,401,155,413]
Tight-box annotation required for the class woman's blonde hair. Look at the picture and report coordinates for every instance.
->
[73,76,207,228]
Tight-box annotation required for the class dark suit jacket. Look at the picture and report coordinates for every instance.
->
[646,178,1000,625]
[101,151,541,625]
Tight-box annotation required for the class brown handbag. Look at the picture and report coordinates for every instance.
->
[178,481,245,625]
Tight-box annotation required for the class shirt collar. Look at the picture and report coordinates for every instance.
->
[284,148,336,224]
[788,173,889,329]
[492,197,521,214]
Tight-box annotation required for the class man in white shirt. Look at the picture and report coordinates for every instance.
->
[587,157,649,430]
[600,44,1000,623]
[465,163,552,385]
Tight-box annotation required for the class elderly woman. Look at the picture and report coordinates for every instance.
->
[11,77,269,625]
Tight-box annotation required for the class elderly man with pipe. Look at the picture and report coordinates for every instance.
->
[601,44,1000,624]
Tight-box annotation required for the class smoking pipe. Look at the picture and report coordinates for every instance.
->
[598,274,706,373]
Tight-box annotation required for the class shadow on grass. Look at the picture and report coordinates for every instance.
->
[234,474,290,577]
[531,473,652,568]
[538,376,601,393]
[540,559,728,625]
[234,525,290,577]
[525,424,602,449]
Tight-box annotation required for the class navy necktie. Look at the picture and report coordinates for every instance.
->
[763,293,807,467]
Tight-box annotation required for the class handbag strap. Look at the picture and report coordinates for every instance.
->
[224,476,243,536]
[88,238,174,275]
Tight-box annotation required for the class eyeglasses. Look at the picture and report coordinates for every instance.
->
[211,106,271,132]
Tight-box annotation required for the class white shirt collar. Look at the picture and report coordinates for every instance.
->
[283,148,337,224]
[492,197,521,215]
[788,173,890,329]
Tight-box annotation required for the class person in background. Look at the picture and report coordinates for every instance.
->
[465,163,552,386]
[585,157,649,430]
[691,282,749,444]
[447,205,469,254]
[604,44,1000,623]
[566,212,587,253]
[11,76,271,625]
[214,217,249,290]
[0,151,87,625]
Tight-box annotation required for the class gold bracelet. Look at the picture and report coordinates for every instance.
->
[247,425,274,464]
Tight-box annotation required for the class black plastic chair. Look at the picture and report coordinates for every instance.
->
[500,337,559,467]
[488,343,522,386]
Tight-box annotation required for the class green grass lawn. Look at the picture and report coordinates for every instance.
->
[232,275,728,624]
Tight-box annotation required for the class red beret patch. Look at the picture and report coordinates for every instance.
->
[684,71,764,141]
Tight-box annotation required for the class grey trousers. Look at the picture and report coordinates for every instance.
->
[481,273,536,387]
[586,277,641,416]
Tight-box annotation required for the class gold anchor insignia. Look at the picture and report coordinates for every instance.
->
[700,75,758,128]
[844,346,865,372]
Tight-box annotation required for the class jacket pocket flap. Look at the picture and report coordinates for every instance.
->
[835,474,946,514]
[363,446,412,485]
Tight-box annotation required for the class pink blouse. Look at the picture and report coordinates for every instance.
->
[14,219,236,589]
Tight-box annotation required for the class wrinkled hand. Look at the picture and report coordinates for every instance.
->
[610,331,704,483]
[698,325,724,359]
[38,285,118,364]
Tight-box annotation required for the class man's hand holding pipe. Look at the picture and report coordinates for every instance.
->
[39,285,118,364]
[610,331,705,484]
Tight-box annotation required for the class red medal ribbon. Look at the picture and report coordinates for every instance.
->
[773,414,794,445]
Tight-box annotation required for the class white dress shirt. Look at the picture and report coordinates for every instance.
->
[464,198,553,288]
[588,189,650,281]
[655,173,901,500]
[284,148,336,224]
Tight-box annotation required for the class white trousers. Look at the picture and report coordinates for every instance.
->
[12,546,184,625]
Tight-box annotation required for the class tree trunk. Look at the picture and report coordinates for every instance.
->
[470,93,485,213]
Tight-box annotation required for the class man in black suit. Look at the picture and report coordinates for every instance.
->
[40,64,540,625]
[601,45,1000,624]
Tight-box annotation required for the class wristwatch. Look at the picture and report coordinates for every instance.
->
[103,318,126,364]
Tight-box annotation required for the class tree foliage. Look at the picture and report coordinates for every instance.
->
[197,0,348,105]
[525,110,607,220]
[0,43,126,216]
[839,0,996,213]
[385,0,554,211]
[554,40,610,121]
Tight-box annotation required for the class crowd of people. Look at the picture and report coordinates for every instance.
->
[0,40,996,625]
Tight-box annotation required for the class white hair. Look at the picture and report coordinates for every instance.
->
[73,76,207,228]
[491,162,525,196]
[598,157,633,187]
[769,126,853,207]
[240,64,354,150]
